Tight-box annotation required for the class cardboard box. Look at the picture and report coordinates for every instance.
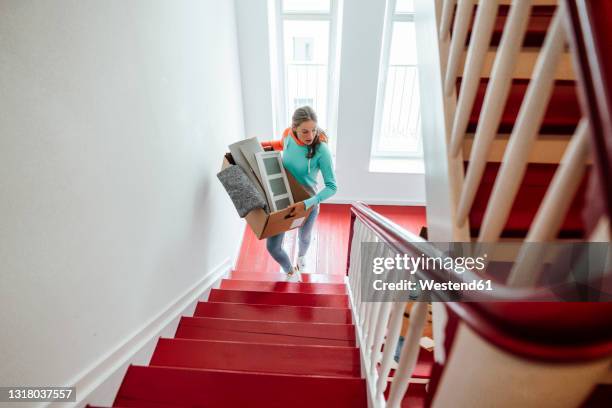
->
[222,153,313,239]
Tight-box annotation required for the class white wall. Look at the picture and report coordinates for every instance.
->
[235,0,276,138]
[235,0,426,205]
[0,0,245,402]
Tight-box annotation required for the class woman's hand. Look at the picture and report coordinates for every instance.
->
[287,201,306,214]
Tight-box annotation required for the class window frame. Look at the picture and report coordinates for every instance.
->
[270,0,340,152]
[371,0,422,160]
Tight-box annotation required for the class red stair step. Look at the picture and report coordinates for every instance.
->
[468,162,589,238]
[150,338,361,378]
[382,382,428,408]
[386,348,435,380]
[464,79,580,135]
[464,5,555,47]
[208,288,349,308]
[194,301,352,324]
[231,270,346,283]
[175,316,356,347]
[220,278,347,294]
[114,365,367,408]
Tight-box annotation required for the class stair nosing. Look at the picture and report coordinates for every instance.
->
[199,300,351,311]
[180,315,355,327]
[159,337,360,351]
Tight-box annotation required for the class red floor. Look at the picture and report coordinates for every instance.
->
[234,203,427,276]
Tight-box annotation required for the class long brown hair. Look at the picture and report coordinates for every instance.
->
[291,106,327,159]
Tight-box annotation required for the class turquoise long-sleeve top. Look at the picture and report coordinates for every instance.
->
[263,129,337,209]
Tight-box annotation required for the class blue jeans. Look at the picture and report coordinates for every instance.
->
[266,205,320,273]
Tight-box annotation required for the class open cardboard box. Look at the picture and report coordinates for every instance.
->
[222,152,313,239]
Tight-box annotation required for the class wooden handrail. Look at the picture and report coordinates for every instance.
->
[563,0,612,231]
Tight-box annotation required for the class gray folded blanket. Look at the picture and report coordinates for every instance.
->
[217,165,268,217]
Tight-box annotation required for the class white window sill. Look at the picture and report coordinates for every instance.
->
[369,157,425,174]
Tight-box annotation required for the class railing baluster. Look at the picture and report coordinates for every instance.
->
[358,231,374,319]
[478,5,567,242]
[449,0,499,157]
[369,301,393,375]
[376,301,408,398]
[365,302,382,358]
[507,119,590,286]
[439,0,456,39]
[349,221,363,306]
[444,0,475,96]
[386,301,428,408]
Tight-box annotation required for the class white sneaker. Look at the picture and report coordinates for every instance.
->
[286,266,302,282]
[297,256,307,272]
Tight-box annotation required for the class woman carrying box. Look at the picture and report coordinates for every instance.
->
[261,106,337,282]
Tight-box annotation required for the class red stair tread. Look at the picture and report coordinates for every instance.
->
[468,162,589,238]
[150,338,361,378]
[463,5,555,47]
[386,348,435,380]
[114,365,367,408]
[176,316,355,347]
[220,278,347,294]
[382,382,428,408]
[463,79,580,135]
[209,288,349,308]
[231,270,346,283]
[194,301,352,324]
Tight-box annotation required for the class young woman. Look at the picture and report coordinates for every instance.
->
[261,106,337,281]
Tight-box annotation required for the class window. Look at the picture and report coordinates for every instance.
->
[269,0,341,154]
[371,0,422,167]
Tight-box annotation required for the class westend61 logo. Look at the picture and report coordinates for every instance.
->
[372,253,488,275]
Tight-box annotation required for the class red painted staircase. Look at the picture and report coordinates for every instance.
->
[91,271,367,407]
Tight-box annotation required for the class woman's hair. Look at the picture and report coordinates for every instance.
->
[291,106,327,159]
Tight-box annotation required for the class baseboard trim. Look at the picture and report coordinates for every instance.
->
[53,258,232,408]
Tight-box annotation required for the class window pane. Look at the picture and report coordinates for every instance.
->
[376,21,421,156]
[283,0,330,13]
[283,20,330,128]
[395,0,415,14]
[389,21,417,66]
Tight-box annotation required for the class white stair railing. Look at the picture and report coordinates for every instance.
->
[347,204,431,408]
